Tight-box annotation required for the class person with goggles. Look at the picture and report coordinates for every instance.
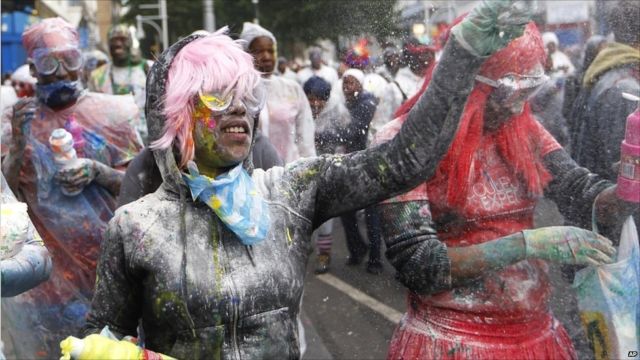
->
[371,17,636,360]
[74,2,548,358]
[0,17,142,358]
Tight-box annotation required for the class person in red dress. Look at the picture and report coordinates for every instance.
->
[373,20,634,360]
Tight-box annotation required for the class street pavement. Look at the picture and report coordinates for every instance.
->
[300,199,595,359]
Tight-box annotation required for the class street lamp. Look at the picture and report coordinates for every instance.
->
[136,0,168,51]
[252,0,259,24]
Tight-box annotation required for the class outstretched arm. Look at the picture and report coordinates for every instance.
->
[378,200,615,295]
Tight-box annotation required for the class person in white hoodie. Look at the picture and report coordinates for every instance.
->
[240,23,316,165]
[542,32,575,77]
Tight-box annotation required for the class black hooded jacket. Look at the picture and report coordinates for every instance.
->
[84,34,485,359]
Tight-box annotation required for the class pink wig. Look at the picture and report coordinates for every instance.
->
[22,17,79,57]
[150,27,261,168]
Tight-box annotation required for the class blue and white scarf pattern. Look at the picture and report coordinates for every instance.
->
[182,162,270,245]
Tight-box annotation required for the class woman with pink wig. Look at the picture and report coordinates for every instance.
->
[371,17,635,360]
[77,2,594,358]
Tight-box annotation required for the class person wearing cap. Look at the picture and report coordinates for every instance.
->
[395,38,436,100]
[240,22,316,164]
[542,31,575,77]
[302,76,350,274]
[297,47,339,86]
[89,24,149,143]
[10,64,37,98]
[338,68,383,270]
[0,17,142,358]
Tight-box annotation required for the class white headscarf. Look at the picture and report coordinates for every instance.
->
[239,22,276,50]
[542,32,559,47]
[342,68,365,85]
[11,64,37,85]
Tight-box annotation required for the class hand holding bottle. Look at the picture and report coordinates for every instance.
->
[54,158,98,195]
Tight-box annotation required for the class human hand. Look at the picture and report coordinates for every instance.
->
[54,158,98,195]
[523,226,616,266]
[10,97,37,146]
[451,0,535,56]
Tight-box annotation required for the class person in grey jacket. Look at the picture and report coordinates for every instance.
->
[82,2,555,358]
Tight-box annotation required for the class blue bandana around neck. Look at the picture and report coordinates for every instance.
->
[182,162,270,245]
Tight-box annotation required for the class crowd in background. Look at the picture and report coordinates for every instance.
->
[0,1,638,358]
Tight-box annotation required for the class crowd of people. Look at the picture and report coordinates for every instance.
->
[0,0,638,359]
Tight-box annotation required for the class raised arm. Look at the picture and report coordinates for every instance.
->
[310,35,484,225]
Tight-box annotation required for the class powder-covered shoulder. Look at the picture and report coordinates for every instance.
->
[110,192,166,239]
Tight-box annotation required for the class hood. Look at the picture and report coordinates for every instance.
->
[146,34,259,193]
[583,42,640,87]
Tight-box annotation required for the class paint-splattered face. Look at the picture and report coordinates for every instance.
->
[192,96,254,170]
[483,63,546,132]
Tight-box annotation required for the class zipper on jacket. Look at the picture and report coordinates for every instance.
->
[216,217,242,360]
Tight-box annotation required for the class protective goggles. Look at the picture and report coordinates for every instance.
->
[475,72,548,104]
[197,84,265,116]
[32,48,83,76]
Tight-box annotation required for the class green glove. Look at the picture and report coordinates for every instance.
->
[523,226,616,266]
[451,0,534,57]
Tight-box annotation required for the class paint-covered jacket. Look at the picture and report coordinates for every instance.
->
[84,34,485,359]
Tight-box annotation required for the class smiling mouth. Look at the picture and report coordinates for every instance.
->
[220,121,250,135]
[223,126,246,134]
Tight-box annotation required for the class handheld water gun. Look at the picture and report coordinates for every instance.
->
[60,334,175,360]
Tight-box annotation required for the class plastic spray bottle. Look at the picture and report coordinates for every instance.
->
[617,93,640,203]
[49,128,82,196]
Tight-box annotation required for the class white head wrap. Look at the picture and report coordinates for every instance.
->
[239,22,276,50]
[11,64,37,85]
[542,32,559,47]
[342,68,365,85]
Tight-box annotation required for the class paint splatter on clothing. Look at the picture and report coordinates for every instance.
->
[84,35,485,359]
[0,92,142,358]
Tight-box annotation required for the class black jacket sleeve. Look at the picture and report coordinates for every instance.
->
[543,148,612,229]
[376,200,451,295]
